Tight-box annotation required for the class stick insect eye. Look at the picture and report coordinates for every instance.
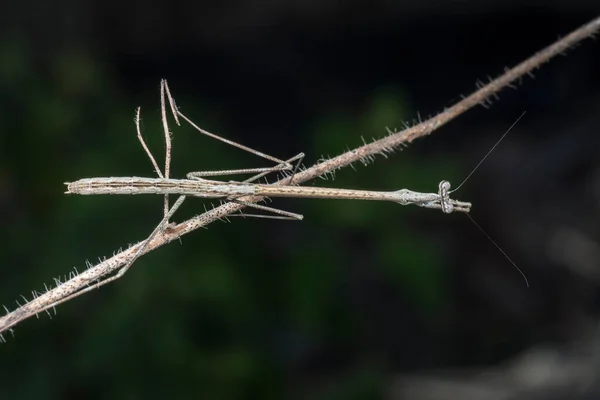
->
[439,180,451,192]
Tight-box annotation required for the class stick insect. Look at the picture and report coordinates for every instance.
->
[65,80,525,295]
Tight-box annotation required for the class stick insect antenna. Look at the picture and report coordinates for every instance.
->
[466,214,529,287]
[448,111,529,286]
[451,111,526,193]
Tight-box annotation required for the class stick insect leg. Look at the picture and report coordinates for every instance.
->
[162,79,300,178]
[135,79,182,219]
[135,107,165,179]
[112,194,187,279]
[42,195,187,312]
[175,106,294,168]
[135,101,173,219]
[134,80,181,219]
[188,153,305,221]
[286,152,304,185]
[227,199,303,221]
[160,79,178,217]
[186,152,305,184]
[243,152,305,184]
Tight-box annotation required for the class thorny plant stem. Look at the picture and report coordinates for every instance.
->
[1,15,599,338]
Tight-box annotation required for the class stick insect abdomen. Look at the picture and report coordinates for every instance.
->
[64,177,256,197]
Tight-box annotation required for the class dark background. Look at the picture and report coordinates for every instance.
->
[1,2,600,399]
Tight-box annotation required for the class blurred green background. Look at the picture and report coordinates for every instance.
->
[1,3,600,399]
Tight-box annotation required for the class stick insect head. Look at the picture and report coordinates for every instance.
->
[438,180,454,214]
